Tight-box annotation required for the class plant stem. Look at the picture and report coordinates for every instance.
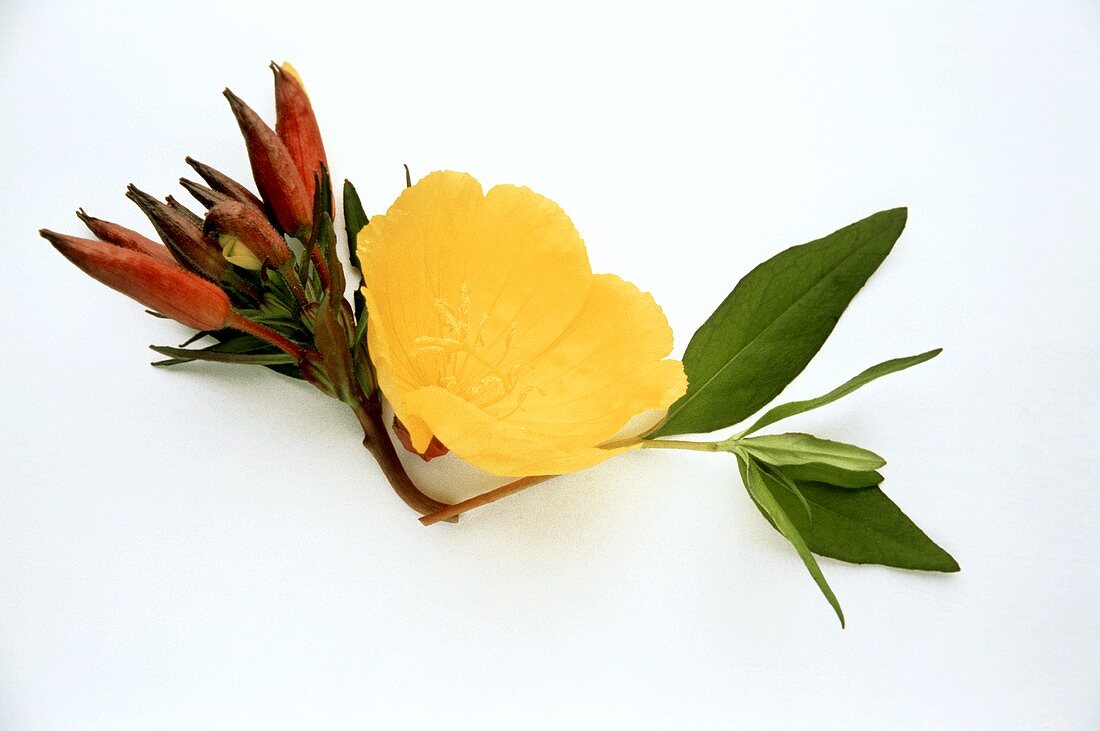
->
[640,438,722,452]
[350,399,456,520]
[227,312,308,361]
[278,261,309,310]
[419,475,552,526]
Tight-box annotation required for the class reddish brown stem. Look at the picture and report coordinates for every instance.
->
[351,400,455,519]
[419,475,551,526]
[227,312,306,361]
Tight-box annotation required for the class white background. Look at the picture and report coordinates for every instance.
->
[2,1,1098,728]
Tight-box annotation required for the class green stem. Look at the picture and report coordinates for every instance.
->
[641,438,722,452]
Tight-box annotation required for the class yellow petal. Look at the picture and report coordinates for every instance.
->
[403,385,637,476]
[220,234,262,271]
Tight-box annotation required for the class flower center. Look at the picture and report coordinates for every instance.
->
[408,283,540,413]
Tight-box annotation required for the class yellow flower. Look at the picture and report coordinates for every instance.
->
[358,171,687,477]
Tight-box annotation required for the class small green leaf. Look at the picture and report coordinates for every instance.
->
[739,433,886,471]
[757,480,960,572]
[342,179,369,270]
[149,345,295,365]
[342,179,369,324]
[776,462,883,488]
[739,455,845,627]
[738,349,942,437]
[652,208,908,437]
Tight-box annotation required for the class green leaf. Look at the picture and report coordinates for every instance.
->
[651,208,908,437]
[149,345,295,365]
[758,479,960,572]
[739,455,845,627]
[776,462,883,489]
[342,179,369,324]
[342,179,369,271]
[738,349,942,437]
[739,433,886,471]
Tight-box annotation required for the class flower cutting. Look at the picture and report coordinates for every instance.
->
[41,63,958,626]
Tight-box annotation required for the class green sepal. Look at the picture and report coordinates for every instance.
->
[313,293,358,404]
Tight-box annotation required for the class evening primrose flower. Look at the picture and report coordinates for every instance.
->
[358,171,687,477]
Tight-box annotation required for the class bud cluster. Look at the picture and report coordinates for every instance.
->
[42,63,451,519]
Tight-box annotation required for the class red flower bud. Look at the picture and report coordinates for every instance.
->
[126,185,227,280]
[184,158,266,213]
[223,89,312,237]
[75,208,178,267]
[204,200,292,269]
[272,62,328,203]
[179,178,234,210]
[41,230,233,331]
[165,195,203,228]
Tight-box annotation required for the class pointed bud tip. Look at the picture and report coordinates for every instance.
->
[39,228,64,247]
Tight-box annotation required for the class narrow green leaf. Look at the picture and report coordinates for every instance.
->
[739,456,845,627]
[652,208,908,437]
[757,460,812,519]
[342,179,369,324]
[342,179,369,270]
[149,345,295,365]
[738,349,942,437]
[776,462,883,489]
[759,480,960,572]
[740,433,886,471]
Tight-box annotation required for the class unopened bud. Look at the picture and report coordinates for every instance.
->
[126,185,227,280]
[179,178,234,210]
[184,158,266,213]
[272,62,328,203]
[165,195,203,228]
[41,230,233,331]
[75,208,178,267]
[204,200,292,270]
[223,89,312,237]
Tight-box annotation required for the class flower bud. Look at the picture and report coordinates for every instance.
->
[126,185,227,280]
[203,200,292,270]
[223,89,312,237]
[272,62,327,203]
[75,208,178,266]
[184,157,266,213]
[41,230,233,331]
[165,195,203,228]
[179,178,234,210]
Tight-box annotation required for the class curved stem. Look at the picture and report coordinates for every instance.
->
[419,475,551,526]
[351,399,456,520]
